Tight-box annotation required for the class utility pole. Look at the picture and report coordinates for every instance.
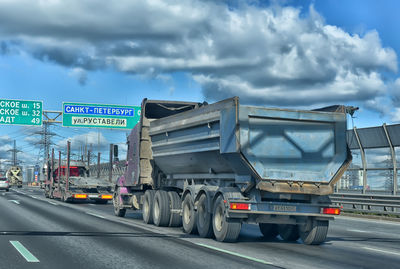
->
[35,121,56,163]
[7,140,21,166]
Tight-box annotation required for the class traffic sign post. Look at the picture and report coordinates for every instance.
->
[62,102,141,129]
[0,99,43,126]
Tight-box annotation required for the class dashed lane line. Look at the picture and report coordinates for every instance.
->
[195,243,274,266]
[347,229,369,233]
[8,200,20,205]
[10,241,40,263]
[48,201,58,205]
[363,247,400,257]
[86,212,106,219]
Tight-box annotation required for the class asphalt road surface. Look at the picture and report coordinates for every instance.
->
[1,186,399,269]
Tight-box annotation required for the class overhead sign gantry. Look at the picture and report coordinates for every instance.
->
[62,102,141,129]
[0,99,43,126]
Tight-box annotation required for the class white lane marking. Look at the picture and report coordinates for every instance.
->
[2,193,5,196]
[30,195,38,199]
[48,201,58,205]
[338,216,400,226]
[196,243,273,265]
[86,212,106,219]
[88,204,95,206]
[10,241,40,263]
[347,229,369,233]
[8,200,20,205]
[363,247,400,257]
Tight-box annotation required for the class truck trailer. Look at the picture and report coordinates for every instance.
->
[6,166,23,188]
[113,97,353,245]
[44,147,113,204]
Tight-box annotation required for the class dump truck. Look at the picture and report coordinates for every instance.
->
[6,166,23,188]
[113,97,353,245]
[44,150,113,203]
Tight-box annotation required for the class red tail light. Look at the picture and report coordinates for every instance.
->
[229,202,251,210]
[73,194,88,199]
[323,208,340,215]
[5,181,8,184]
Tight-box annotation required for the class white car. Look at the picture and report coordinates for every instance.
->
[0,177,9,191]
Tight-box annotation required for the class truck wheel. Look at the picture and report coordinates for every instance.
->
[182,193,197,234]
[153,190,170,227]
[212,196,241,242]
[278,224,299,241]
[143,190,155,224]
[113,188,126,217]
[259,223,278,239]
[196,193,213,238]
[168,191,182,227]
[299,219,329,245]
[6,189,9,192]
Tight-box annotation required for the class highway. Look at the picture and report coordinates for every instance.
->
[1,187,400,269]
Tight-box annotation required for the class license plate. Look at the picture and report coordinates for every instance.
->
[273,205,297,212]
[88,194,99,198]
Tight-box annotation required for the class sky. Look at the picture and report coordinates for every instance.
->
[0,0,399,169]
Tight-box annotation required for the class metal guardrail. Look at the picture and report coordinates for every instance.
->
[331,193,400,216]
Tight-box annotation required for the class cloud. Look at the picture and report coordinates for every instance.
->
[0,135,11,143]
[69,67,88,85]
[0,1,398,109]
[389,78,400,122]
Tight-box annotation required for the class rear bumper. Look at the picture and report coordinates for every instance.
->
[226,200,338,219]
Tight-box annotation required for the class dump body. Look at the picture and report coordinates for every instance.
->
[147,97,350,195]
[6,166,23,188]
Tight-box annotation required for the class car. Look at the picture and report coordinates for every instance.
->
[0,177,10,192]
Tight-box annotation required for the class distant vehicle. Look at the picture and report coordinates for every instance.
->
[113,97,354,245]
[44,159,113,204]
[6,166,23,188]
[0,177,9,191]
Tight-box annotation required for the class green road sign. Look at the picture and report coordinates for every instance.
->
[62,102,141,129]
[0,99,43,126]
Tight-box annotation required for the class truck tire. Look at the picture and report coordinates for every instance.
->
[259,223,278,239]
[143,190,155,224]
[182,193,197,234]
[153,190,170,227]
[168,191,182,227]
[6,189,9,192]
[113,188,126,217]
[299,219,329,245]
[212,196,241,242]
[196,193,213,238]
[278,224,299,241]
